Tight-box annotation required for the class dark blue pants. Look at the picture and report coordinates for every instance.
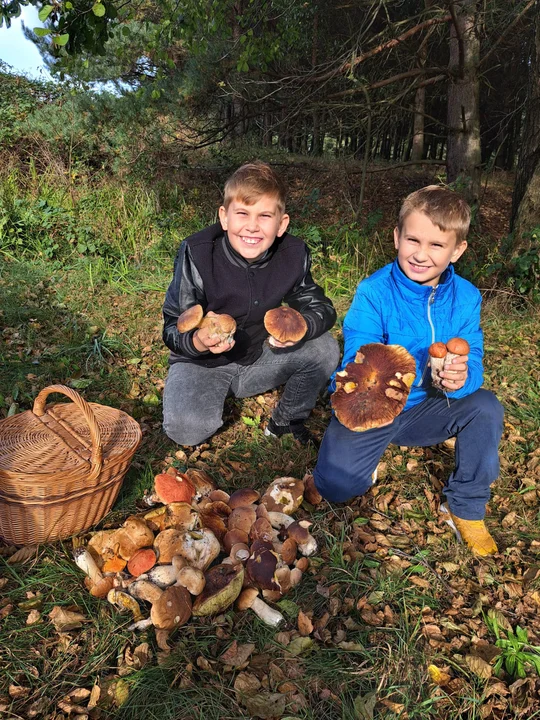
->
[313,389,504,520]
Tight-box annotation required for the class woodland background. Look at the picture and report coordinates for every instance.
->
[1,2,540,719]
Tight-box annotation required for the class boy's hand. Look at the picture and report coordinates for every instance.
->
[268,337,298,349]
[440,354,468,391]
[193,318,235,354]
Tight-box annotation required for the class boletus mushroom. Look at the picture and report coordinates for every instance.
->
[331,343,416,432]
[176,305,236,344]
[191,563,245,616]
[264,306,307,347]
[260,477,305,515]
[199,313,237,345]
[429,337,470,391]
[236,587,284,627]
[177,304,204,332]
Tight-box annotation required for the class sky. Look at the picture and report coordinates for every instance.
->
[0,6,51,79]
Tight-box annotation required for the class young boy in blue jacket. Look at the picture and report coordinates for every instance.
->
[313,186,504,556]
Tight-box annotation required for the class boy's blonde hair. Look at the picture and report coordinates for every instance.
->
[223,162,287,213]
[398,185,471,244]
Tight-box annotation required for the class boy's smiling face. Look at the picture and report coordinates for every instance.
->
[219,194,290,262]
[394,210,467,287]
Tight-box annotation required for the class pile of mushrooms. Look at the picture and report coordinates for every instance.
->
[428,337,470,390]
[74,468,322,637]
[331,343,416,431]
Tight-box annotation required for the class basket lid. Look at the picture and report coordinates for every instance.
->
[0,385,142,480]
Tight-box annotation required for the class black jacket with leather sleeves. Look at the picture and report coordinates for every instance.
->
[162,223,336,368]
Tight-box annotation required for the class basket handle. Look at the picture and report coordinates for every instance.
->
[33,384,103,482]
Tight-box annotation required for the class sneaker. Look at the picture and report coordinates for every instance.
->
[264,418,318,447]
[440,503,498,557]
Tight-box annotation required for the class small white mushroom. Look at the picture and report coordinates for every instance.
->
[237,588,284,627]
[73,548,103,586]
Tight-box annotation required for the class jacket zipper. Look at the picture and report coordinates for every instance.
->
[417,286,437,386]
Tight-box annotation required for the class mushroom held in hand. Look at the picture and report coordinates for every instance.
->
[176,305,236,344]
[199,314,236,345]
[264,307,307,347]
[429,337,470,391]
[331,343,416,432]
[177,305,204,332]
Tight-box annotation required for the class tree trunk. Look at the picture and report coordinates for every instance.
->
[511,0,540,247]
[446,0,481,204]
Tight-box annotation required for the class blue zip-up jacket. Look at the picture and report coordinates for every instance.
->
[337,260,484,411]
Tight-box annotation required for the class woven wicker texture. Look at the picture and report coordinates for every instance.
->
[0,385,142,545]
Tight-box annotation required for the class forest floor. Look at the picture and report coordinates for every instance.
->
[1,162,540,720]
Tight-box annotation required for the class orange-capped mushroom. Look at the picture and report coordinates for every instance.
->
[446,337,470,355]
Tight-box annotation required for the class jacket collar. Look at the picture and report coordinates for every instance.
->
[390,258,454,299]
[221,231,283,269]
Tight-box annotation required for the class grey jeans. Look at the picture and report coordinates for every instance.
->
[163,332,340,446]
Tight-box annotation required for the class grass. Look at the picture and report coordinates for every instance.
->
[1,163,540,719]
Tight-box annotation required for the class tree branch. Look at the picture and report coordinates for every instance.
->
[328,67,447,99]
[479,0,536,69]
[307,14,451,84]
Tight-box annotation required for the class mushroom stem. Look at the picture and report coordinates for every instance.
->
[250,597,284,627]
[73,548,103,586]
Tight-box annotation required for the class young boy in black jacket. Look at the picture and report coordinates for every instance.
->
[162,162,340,447]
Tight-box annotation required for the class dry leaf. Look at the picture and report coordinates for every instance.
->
[7,545,38,564]
[501,511,518,528]
[409,576,431,589]
[26,609,41,625]
[297,611,313,636]
[219,641,255,667]
[233,672,262,696]
[0,604,13,621]
[466,655,492,679]
[69,688,92,702]
[287,636,314,656]
[427,664,452,686]
[87,684,101,710]
[49,606,87,632]
[242,692,287,719]
[9,684,31,699]
[380,698,407,716]
[0,578,8,590]
[107,679,130,707]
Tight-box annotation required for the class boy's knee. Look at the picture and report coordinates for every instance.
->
[474,390,504,427]
[313,465,373,504]
[310,333,341,376]
[163,412,219,447]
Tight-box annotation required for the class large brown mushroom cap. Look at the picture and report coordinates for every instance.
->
[177,305,204,332]
[331,343,416,432]
[151,585,192,630]
[264,307,307,344]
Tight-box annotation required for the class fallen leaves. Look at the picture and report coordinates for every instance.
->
[48,606,88,632]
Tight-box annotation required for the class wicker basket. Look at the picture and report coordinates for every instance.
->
[0,385,142,545]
